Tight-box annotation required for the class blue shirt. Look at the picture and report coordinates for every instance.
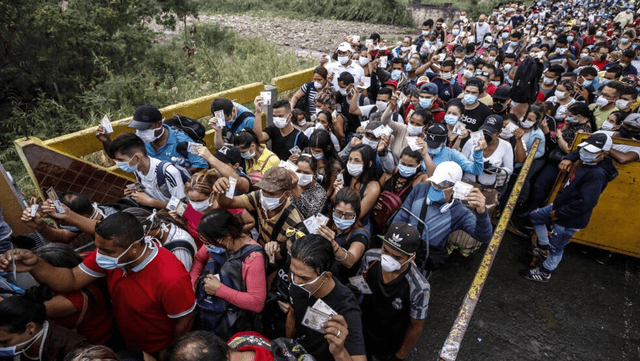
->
[145,125,209,169]
[431,146,484,175]
[226,103,255,135]
[425,72,462,102]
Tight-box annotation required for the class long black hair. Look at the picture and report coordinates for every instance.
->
[344,143,377,187]
[0,286,51,333]
[197,209,244,245]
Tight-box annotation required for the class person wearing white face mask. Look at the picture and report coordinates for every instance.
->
[381,91,433,160]
[290,66,329,116]
[424,60,463,102]
[0,212,198,356]
[546,80,576,122]
[391,36,414,63]
[253,97,309,162]
[291,154,328,219]
[512,105,546,164]
[0,285,90,361]
[538,65,563,98]
[215,166,303,247]
[286,234,367,361]
[589,82,624,128]
[325,42,364,91]
[349,87,404,125]
[358,222,430,361]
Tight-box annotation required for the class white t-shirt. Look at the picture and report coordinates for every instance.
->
[596,131,640,160]
[162,224,197,272]
[304,127,341,151]
[325,62,365,90]
[136,157,187,202]
[462,138,514,186]
[474,23,492,45]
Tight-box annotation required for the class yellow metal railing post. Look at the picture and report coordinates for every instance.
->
[439,138,541,361]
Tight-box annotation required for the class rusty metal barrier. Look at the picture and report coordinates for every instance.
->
[439,138,541,361]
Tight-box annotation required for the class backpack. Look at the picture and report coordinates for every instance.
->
[164,115,207,145]
[248,153,276,185]
[135,161,191,199]
[196,244,265,339]
[371,185,413,234]
[294,81,312,112]
[510,56,543,104]
[367,106,400,123]
[222,111,256,144]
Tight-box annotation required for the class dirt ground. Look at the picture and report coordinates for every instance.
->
[152,12,416,58]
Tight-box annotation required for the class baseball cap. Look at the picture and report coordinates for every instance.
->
[381,222,421,256]
[213,145,242,166]
[129,105,162,130]
[254,167,296,193]
[425,123,448,148]
[623,113,640,128]
[384,80,398,90]
[578,133,612,153]
[337,42,353,53]
[427,161,463,186]
[419,82,438,95]
[364,121,384,136]
[479,114,504,134]
[493,86,511,101]
[416,76,431,88]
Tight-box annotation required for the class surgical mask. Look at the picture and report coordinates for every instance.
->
[398,164,418,177]
[440,72,452,80]
[207,244,226,254]
[488,56,496,63]
[499,129,513,139]
[616,99,630,109]
[427,144,444,156]
[580,78,593,87]
[510,41,518,47]
[444,114,459,126]
[463,93,478,105]
[595,96,610,107]
[620,62,630,68]
[526,24,532,29]
[347,162,364,177]
[601,120,615,131]
[491,80,501,87]
[95,237,148,270]
[380,254,410,273]
[502,32,509,39]
[401,46,411,52]
[566,116,578,124]
[452,29,460,36]
[419,98,433,109]
[579,148,600,163]
[339,87,348,96]
[463,69,473,78]
[503,64,512,72]
[190,199,211,212]
[313,81,323,89]
[0,322,47,357]
[555,90,566,99]
[543,76,555,85]
[115,157,138,173]
[407,124,423,136]
[291,270,327,298]
[338,56,350,65]
[315,123,325,131]
[406,64,413,72]
[376,100,388,111]
[556,48,566,55]
[391,70,402,81]
[427,185,446,203]
[273,116,288,129]
[359,57,370,66]
[261,192,285,211]
[362,136,379,150]
[499,21,506,26]
[422,30,430,36]
[520,119,536,128]
[312,152,324,160]
[241,148,256,160]
[333,215,356,230]
[296,173,314,186]
[621,38,630,44]
[136,126,164,143]
[596,31,603,37]
[538,25,544,30]
[567,36,574,42]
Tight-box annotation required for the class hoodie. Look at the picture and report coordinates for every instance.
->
[554,150,618,229]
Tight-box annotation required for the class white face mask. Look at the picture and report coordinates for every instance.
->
[376,100,388,111]
[543,76,555,85]
[359,57,370,66]
[407,124,423,136]
[261,191,285,211]
[190,199,211,212]
[555,90,566,99]
[136,126,164,143]
[362,136,379,150]
[312,152,324,160]
[338,56,350,65]
[615,99,630,109]
[521,119,536,128]
[296,173,314,186]
[595,96,610,107]
[273,116,288,129]
[380,254,413,272]
[463,69,474,78]
[601,120,615,130]
[347,162,364,177]
[313,81,323,89]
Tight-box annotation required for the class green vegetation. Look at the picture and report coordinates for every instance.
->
[194,0,416,26]
[0,0,313,190]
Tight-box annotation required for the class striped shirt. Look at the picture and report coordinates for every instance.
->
[238,191,303,244]
[300,82,319,115]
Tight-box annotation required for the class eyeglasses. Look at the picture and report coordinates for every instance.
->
[286,228,306,240]
[333,209,357,220]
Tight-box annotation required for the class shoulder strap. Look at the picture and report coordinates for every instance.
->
[293,131,301,148]
[397,178,414,198]
[230,111,255,134]
[164,240,196,258]
[363,258,379,279]
[258,153,276,172]
[73,291,89,331]
[417,200,429,236]
[270,205,293,243]
[156,161,169,189]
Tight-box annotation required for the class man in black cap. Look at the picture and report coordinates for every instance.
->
[194,144,252,194]
[446,77,492,132]
[358,222,430,361]
[491,86,512,115]
[96,105,209,173]
[420,123,485,178]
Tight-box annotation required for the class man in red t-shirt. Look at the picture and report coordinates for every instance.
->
[0,212,196,358]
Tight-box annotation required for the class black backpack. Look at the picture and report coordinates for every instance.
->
[222,111,255,144]
[294,81,313,113]
[164,115,207,145]
[510,56,543,104]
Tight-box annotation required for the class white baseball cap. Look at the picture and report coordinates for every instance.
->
[427,161,463,186]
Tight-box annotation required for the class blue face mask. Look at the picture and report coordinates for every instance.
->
[427,144,444,156]
[419,98,433,109]
[538,25,544,30]
[499,21,505,26]
[333,215,356,230]
[406,64,413,72]
[452,29,460,36]
[391,70,402,81]
[579,148,600,163]
[422,30,431,36]
[463,93,478,105]
[566,116,578,124]
[444,114,459,126]
[0,323,47,357]
[581,79,593,87]
[621,38,630,44]
[501,32,509,38]
[427,186,446,203]
[567,36,574,42]
[95,238,146,270]
[207,244,226,254]
[526,24,532,29]
[115,157,138,173]
[510,41,518,47]
[398,164,418,178]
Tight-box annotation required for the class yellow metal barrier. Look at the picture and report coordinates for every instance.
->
[439,139,541,361]
[271,67,315,93]
[547,133,640,258]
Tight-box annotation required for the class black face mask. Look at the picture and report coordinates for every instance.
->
[492,102,507,113]
[600,54,607,61]
[619,126,640,140]
[483,132,494,144]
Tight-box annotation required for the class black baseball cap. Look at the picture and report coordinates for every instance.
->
[479,115,504,134]
[381,222,421,256]
[214,145,242,166]
[425,123,448,148]
[492,86,511,101]
[129,105,162,130]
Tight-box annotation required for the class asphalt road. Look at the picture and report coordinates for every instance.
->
[407,232,640,361]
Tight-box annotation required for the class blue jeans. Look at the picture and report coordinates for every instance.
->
[529,204,579,272]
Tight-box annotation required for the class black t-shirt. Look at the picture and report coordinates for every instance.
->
[333,230,369,284]
[264,125,309,161]
[448,98,492,132]
[290,277,366,361]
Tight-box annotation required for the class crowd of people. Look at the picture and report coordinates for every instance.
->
[1,0,639,360]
